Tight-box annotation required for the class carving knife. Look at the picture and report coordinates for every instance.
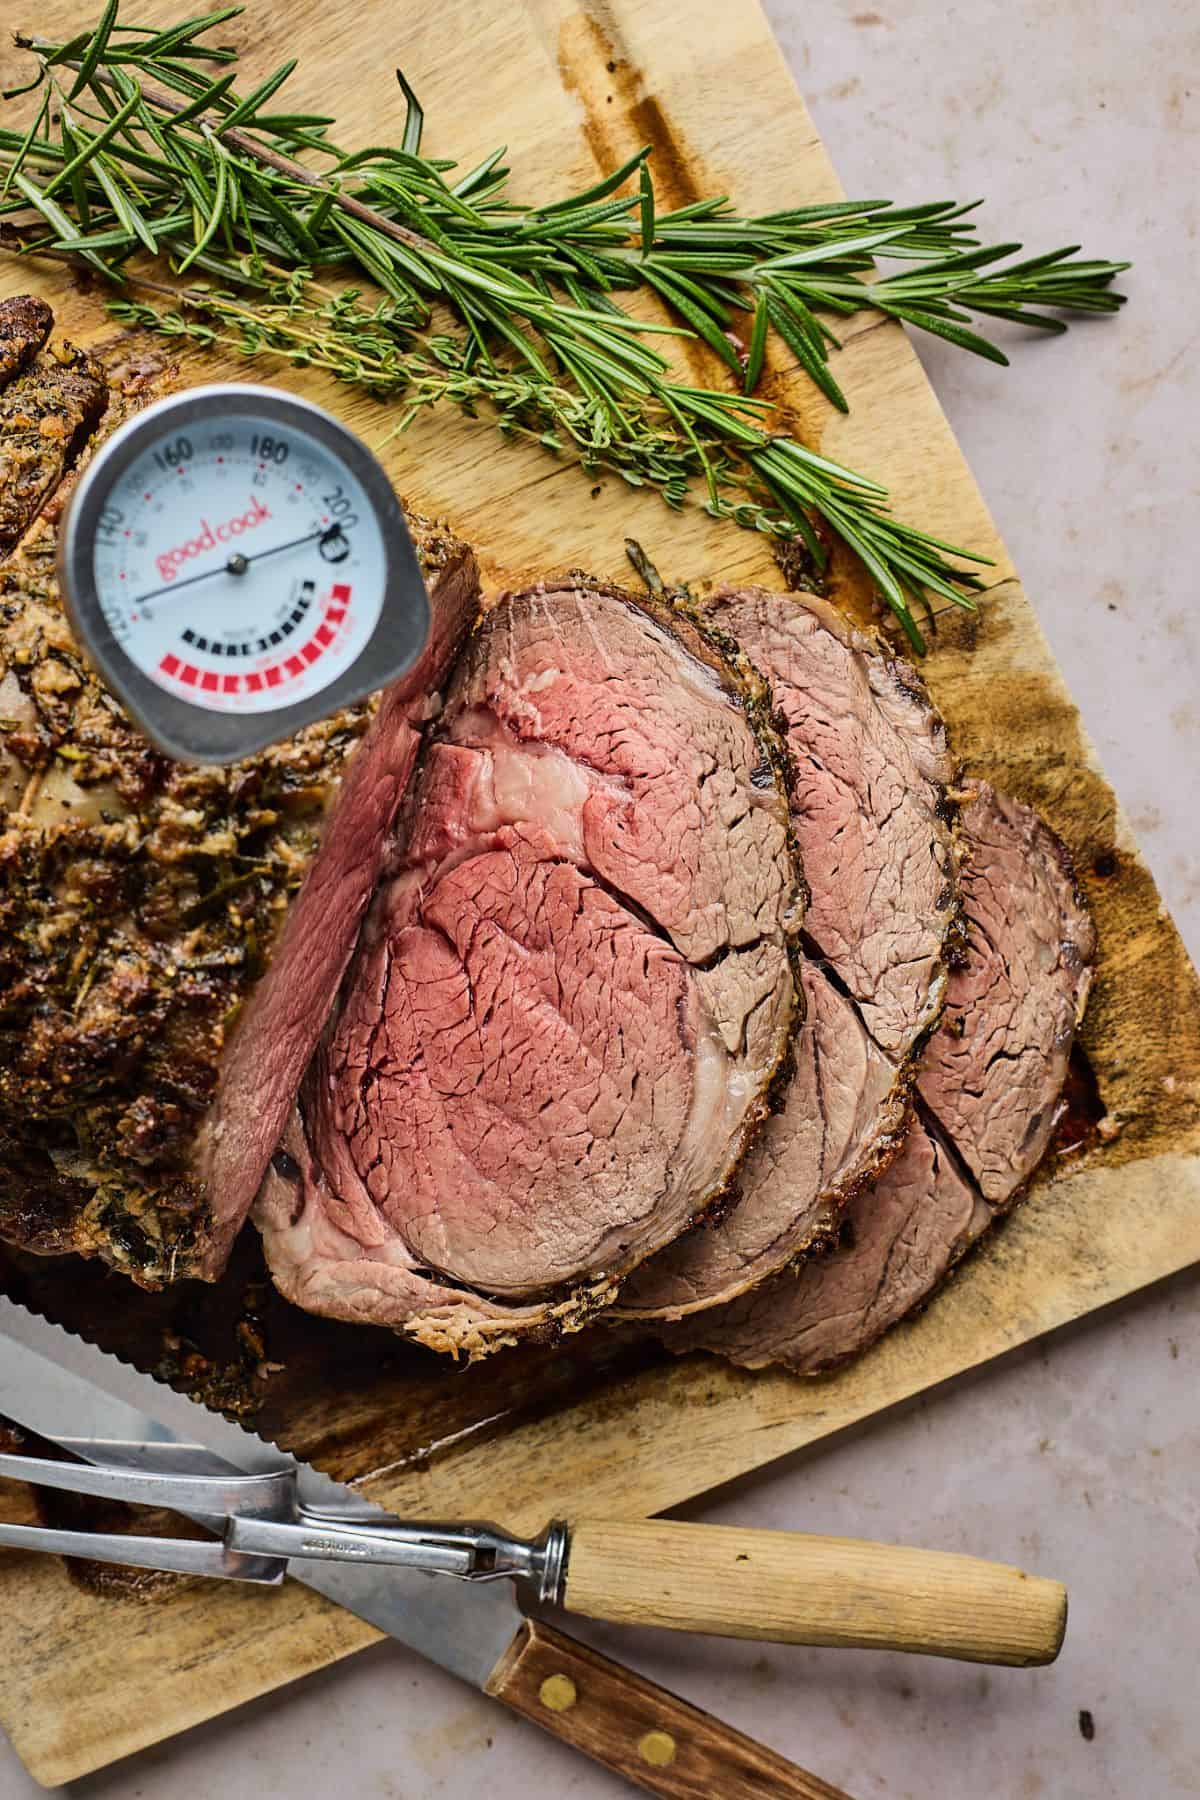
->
[0,1296,1065,1797]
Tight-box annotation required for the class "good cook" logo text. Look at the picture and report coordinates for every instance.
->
[154,497,271,582]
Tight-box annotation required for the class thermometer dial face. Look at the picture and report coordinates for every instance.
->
[96,417,385,714]
[60,385,429,764]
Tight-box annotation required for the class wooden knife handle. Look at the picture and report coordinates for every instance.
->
[487,1619,855,1799]
[562,1519,1067,1667]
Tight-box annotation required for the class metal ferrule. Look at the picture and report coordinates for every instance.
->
[535,1519,570,1604]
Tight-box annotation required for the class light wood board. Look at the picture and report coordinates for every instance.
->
[0,0,1198,1784]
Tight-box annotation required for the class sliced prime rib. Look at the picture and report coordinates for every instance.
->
[915,785,1097,1197]
[0,300,480,1284]
[617,587,956,1320]
[617,943,911,1321]
[255,581,801,1356]
[709,589,961,1055]
[196,556,479,1276]
[670,784,1096,1370]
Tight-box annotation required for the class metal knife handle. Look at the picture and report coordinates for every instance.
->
[229,1512,473,1576]
[560,1519,1068,1667]
[486,1619,855,1800]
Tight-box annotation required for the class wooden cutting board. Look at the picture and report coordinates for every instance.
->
[1,0,1198,1784]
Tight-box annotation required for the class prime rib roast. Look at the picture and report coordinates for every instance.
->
[0,293,1096,1374]
[0,298,479,1283]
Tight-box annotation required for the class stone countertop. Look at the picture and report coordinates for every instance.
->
[1,1,1197,1796]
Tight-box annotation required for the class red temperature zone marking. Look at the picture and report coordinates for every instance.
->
[157,585,352,696]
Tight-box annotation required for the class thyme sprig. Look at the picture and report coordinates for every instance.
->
[0,8,1130,644]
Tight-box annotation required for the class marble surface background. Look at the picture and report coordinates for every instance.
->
[1,1,1197,1795]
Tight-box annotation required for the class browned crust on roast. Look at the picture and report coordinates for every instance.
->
[0,295,53,391]
[0,342,108,555]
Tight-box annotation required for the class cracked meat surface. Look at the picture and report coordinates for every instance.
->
[672,784,1094,1371]
[674,1119,985,1372]
[704,587,959,1058]
[310,826,700,1291]
[255,581,800,1352]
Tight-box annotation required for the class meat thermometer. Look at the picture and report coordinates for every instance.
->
[58,383,430,763]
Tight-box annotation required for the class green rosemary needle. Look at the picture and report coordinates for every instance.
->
[0,7,1130,644]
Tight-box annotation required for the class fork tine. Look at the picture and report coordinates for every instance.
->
[0,1519,286,1584]
[0,1450,294,1519]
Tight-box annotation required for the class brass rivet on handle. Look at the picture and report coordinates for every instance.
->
[638,1730,677,1767]
[539,1674,577,1712]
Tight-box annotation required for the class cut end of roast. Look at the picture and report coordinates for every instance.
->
[195,523,481,1275]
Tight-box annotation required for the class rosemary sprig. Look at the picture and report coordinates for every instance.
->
[0,9,1129,644]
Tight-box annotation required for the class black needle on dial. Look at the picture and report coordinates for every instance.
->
[129,524,344,608]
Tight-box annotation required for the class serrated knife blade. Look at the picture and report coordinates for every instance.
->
[0,1294,525,1688]
[0,1298,1052,1800]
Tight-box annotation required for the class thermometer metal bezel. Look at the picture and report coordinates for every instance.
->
[58,382,430,764]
